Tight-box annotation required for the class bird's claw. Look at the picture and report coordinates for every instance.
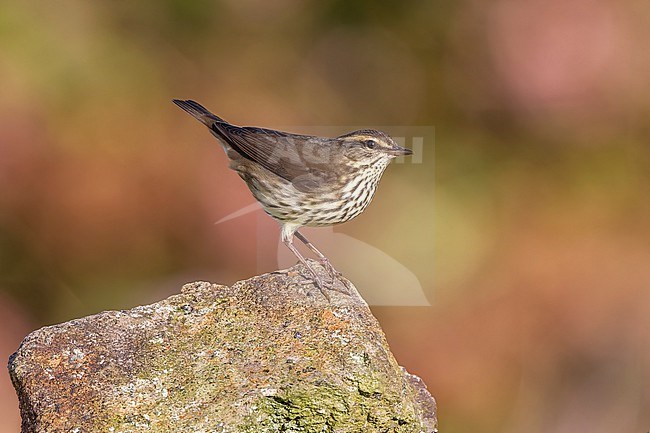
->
[294,266,331,301]
[310,274,331,301]
[317,258,353,296]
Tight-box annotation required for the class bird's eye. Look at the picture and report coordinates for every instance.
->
[364,140,376,149]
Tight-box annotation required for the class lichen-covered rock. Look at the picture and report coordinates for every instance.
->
[8,262,437,433]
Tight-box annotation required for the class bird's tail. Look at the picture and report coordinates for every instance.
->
[172,99,226,126]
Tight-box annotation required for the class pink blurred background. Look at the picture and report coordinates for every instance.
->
[1,1,649,432]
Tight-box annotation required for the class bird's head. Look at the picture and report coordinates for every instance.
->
[337,130,412,165]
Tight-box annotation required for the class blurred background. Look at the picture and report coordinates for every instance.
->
[1,1,649,432]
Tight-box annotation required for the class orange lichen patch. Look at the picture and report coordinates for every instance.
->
[320,309,351,331]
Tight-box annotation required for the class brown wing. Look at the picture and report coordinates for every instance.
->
[211,122,339,193]
[173,99,340,192]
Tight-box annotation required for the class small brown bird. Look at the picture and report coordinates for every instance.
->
[173,99,412,299]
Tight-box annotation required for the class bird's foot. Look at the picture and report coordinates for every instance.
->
[319,257,340,279]
[317,258,353,295]
[291,259,353,301]
[310,273,331,301]
[294,265,331,301]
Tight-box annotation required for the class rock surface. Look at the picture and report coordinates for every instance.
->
[8,262,437,433]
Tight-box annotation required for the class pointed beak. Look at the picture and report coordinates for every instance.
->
[386,145,413,157]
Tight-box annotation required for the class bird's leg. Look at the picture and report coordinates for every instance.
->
[294,231,352,294]
[282,227,330,301]
[294,231,339,278]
